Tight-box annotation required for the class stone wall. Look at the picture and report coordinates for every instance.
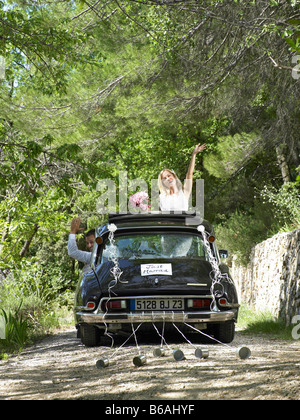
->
[231,229,300,325]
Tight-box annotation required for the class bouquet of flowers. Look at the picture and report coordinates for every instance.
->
[128,191,150,212]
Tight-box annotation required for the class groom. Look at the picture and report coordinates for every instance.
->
[68,217,95,273]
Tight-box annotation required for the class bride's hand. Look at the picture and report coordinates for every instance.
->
[193,143,206,155]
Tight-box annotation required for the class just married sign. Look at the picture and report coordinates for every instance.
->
[140,263,172,276]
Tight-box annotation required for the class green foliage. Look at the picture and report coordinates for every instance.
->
[0,305,29,352]
[0,188,69,269]
[260,182,300,232]
[215,199,275,265]
[101,126,206,181]
[0,259,73,356]
[216,182,300,264]
[203,132,261,179]
[0,0,101,93]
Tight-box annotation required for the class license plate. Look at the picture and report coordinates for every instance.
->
[132,298,184,311]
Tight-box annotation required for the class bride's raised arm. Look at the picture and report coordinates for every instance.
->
[184,143,206,199]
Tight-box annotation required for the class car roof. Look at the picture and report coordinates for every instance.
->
[97,212,214,237]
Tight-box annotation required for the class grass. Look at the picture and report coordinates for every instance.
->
[237,304,295,340]
[0,267,75,359]
[0,302,73,359]
[1,305,29,351]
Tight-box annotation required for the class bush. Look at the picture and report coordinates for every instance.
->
[0,259,73,357]
[215,200,275,265]
[0,304,29,353]
[215,182,300,265]
[260,182,300,232]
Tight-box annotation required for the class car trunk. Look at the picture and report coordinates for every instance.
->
[97,258,213,297]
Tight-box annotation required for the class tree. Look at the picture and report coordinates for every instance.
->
[1,0,299,272]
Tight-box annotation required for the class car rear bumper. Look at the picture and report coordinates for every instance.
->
[75,309,238,325]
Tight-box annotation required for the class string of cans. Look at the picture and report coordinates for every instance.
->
[97,223,251,369]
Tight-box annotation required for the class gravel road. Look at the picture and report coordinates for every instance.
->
[1,327,300,400]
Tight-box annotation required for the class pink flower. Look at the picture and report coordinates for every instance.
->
[129,191,150,211]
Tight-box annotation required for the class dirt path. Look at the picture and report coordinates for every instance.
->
[0,327,300,400]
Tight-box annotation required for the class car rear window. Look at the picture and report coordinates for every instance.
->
[101,233,208,261]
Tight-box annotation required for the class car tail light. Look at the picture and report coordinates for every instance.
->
[86,301,96,310]
[218,297,230,307]
[187,299,210,309]
[105,300,127,310]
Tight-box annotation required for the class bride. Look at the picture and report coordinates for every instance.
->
[158,143,206,212]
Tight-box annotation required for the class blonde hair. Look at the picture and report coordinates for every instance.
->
[158,168,183,195]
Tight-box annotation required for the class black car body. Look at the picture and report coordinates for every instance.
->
[74,213,239,346]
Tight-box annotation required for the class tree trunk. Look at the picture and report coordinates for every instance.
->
[276,144,291,184]
[19,224,39,259]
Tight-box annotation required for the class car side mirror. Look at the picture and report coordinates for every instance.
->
[219,249,229,259]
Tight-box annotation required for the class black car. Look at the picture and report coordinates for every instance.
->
[74,212,239,347]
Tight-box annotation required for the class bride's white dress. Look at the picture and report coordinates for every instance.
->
[159,189,189,211]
